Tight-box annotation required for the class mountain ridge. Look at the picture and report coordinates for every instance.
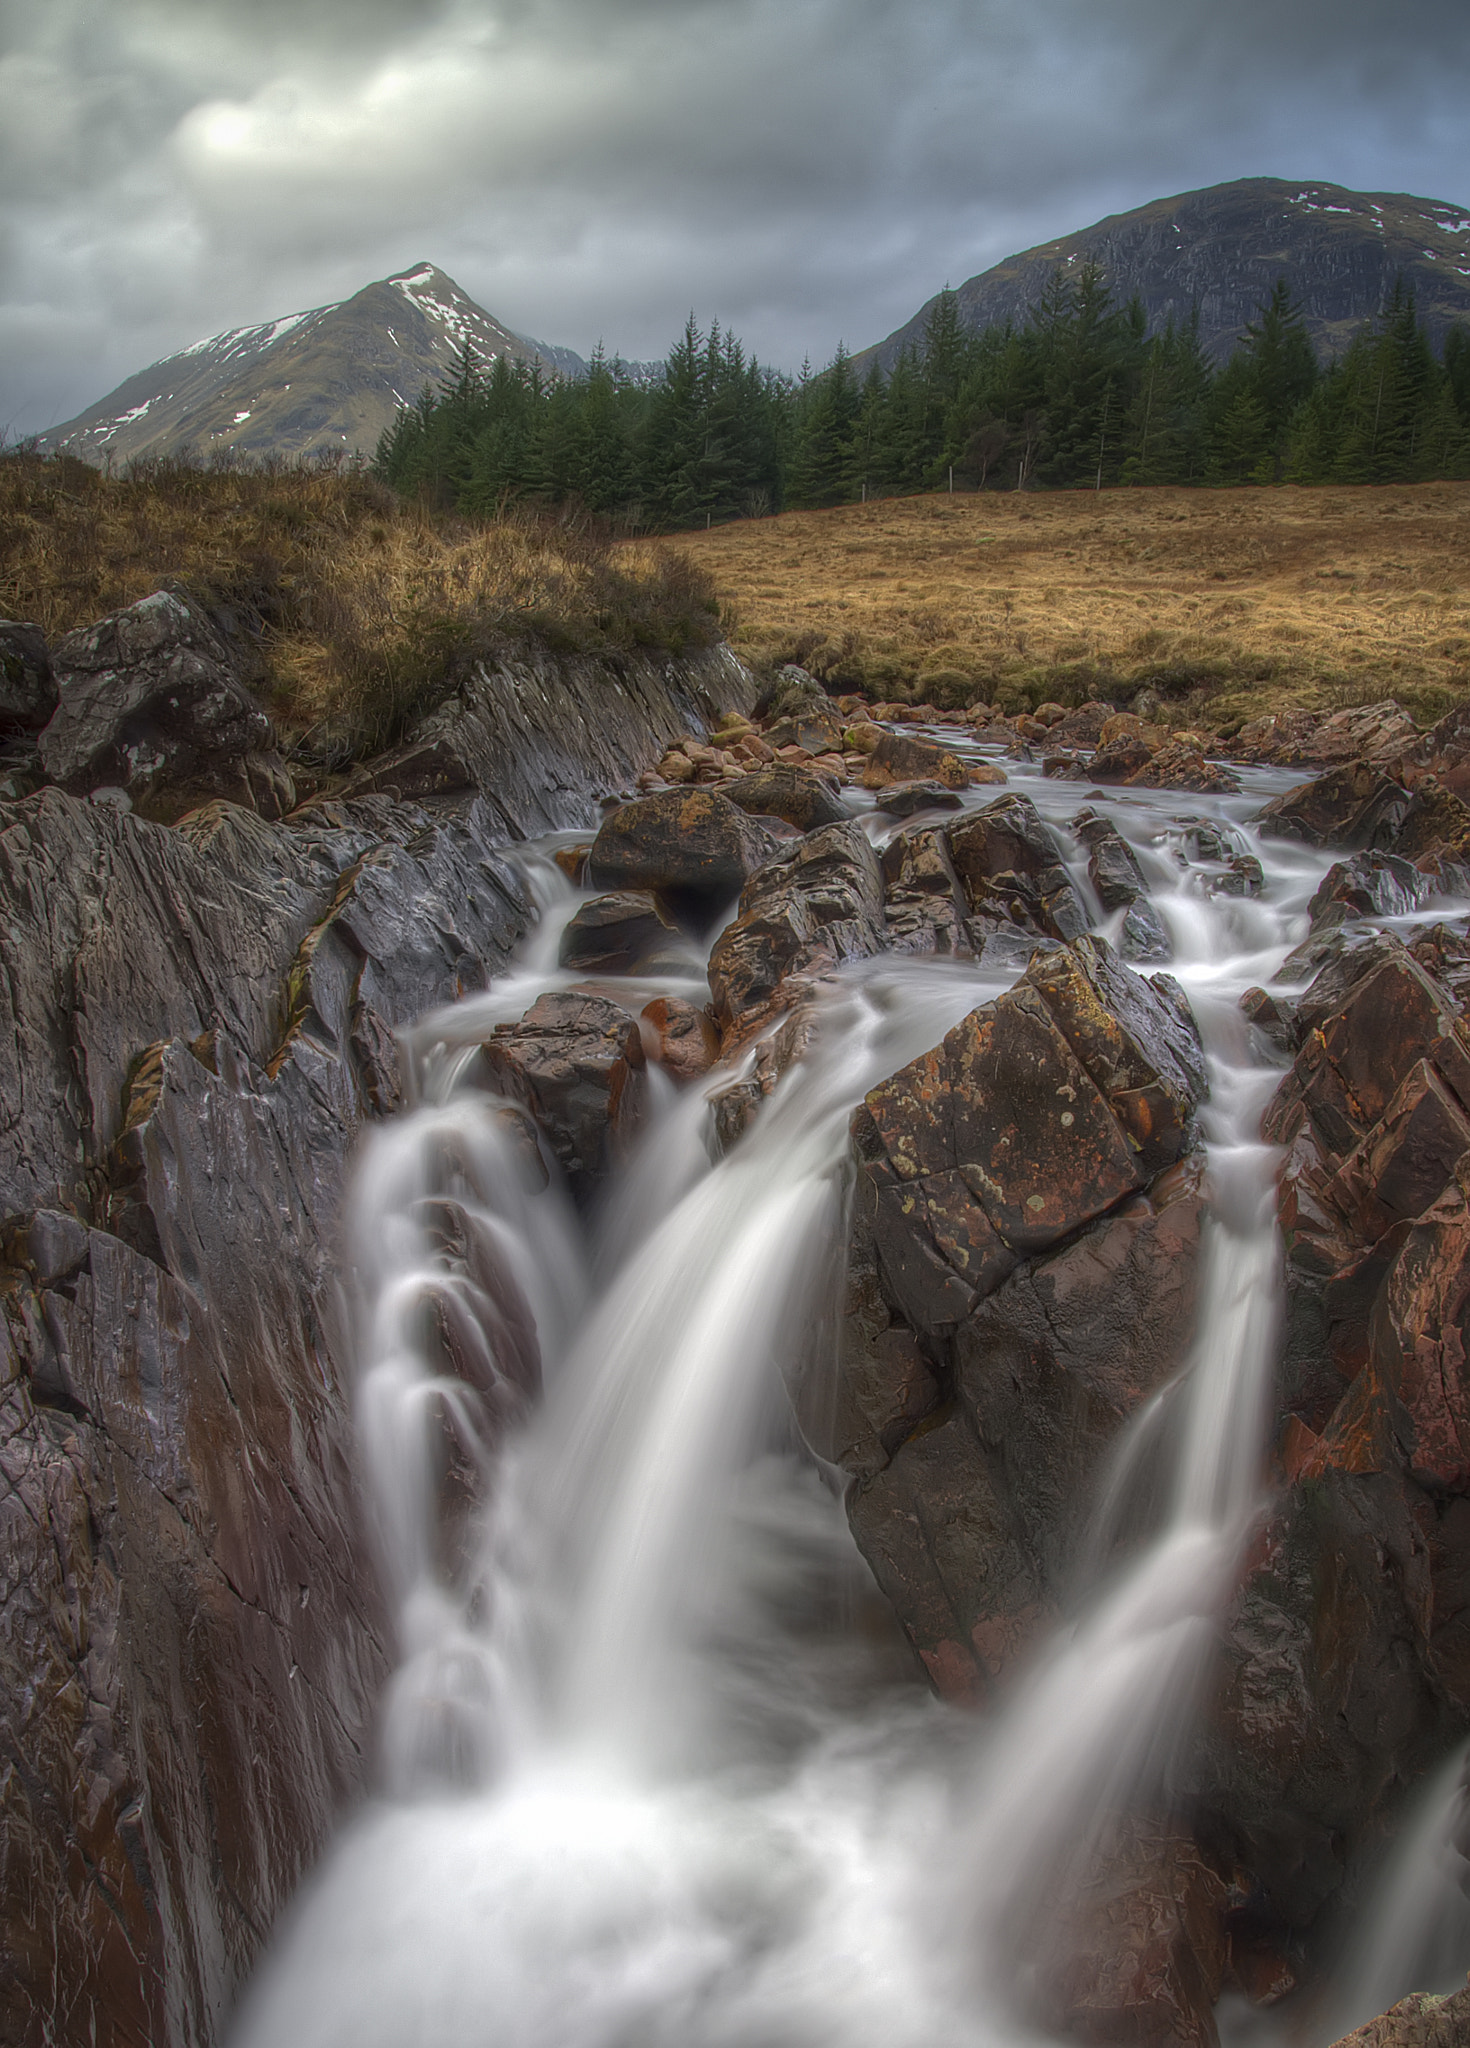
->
[854,176,1470,374]
[37,264,593,467]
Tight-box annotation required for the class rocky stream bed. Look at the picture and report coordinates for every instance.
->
[5,595,1470,2047]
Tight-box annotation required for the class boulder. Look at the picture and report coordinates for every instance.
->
[1073,808,1171,964]
[37,589,288,820]
[480,992,648,1203]
[0,619,55,735]
[874,779,966,818]
[948,793,1090,942]
[1308,853,1432,929]
[557,891,684,974]
[707,822,886,1033]
[639,996,719,1083]
[587,788,777,916]
[862,731,974,791]
[1257,763,1417,852]
[764,701,847,755]
[720,762,848,831]
[880,825,971,954]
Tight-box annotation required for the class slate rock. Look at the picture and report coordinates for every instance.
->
[639,996,719,1083]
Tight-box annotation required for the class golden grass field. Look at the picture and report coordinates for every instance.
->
[675,483,1470,731]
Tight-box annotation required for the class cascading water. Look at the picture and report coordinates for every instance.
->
[232,744,1470,2048]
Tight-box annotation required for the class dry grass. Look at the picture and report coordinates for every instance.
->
[673,482,1470,731]
[0,453,721,762]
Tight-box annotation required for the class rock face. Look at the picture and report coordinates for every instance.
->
[557,891,683,974]
[824,937,1209,1699]
[0,638,752,2046]
[38,589,289,821]
[949,794,1089,943]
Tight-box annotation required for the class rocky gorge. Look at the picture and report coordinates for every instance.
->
[4,593,1470,2048]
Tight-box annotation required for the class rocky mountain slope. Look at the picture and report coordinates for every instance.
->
[856,177,1470,372]
[36,265,592,468]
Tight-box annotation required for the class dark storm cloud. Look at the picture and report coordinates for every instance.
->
[2,0,1469,433]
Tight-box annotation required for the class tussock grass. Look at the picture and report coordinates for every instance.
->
[675,482,1470,730]
[0,452,722,762]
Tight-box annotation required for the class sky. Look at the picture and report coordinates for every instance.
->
[3,0,1470,435]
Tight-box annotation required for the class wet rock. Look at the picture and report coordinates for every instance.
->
[880,825,971,954]
[1309,852,1432,927]
[1241,986,1299,1056]
[1047,701,1114,749]
[1233,700,1420,771]
[639,996,720,1083]
[588,788,777,917]
[1085,734,1155,783]
[1257,763,1417,852]
[1327,1981,1470,2048]
[862,731,975,791]
[480,992,647,1202]
[1396,703,1470,803]
[720,762,848,831]
[707,822,886,1033]
[1127,737,1242,794]
[752,662,828,724]
[847,1160,1206,1695]
[0,618,55,735]
[764,700,847,755]
[37,588,284,820]
[874,779,965,818]
[708,995,823,1151]
[557,891,684,974]
[1073,808,1172,963]
[948,793,1089,943]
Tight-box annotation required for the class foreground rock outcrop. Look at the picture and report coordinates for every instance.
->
[0,627,751,2046]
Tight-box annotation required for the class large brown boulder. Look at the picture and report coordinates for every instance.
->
[37,589,290,820]
[1257,763,1419,852]
[834,939,1208,1695]
[862,730,975,790]
[720,761,848,831]
[587,788,776,914]
[480,992,647,1202]
[556,890,684,974]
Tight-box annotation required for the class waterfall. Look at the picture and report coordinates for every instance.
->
[231,756,1467,2048]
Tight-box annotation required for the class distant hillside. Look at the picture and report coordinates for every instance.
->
[856,178,1470,373]
[38,265,594,466]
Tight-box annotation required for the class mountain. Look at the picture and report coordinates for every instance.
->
[38,264,591,466]
[855,177,1470,372]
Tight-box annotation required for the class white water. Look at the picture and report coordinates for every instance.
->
[233,752,1470,2048]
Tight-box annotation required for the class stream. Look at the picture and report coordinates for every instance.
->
[232,739,1470,2047]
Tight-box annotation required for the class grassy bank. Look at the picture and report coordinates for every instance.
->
[0,454,722,762]
[675,482,1470,730]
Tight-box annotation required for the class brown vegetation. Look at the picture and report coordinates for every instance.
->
[675,483,1470,731]
[0,453,721,759]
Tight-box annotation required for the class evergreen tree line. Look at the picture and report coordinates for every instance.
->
[374,271,1470,528]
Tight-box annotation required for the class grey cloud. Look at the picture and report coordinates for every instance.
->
[2,0,1468,434]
